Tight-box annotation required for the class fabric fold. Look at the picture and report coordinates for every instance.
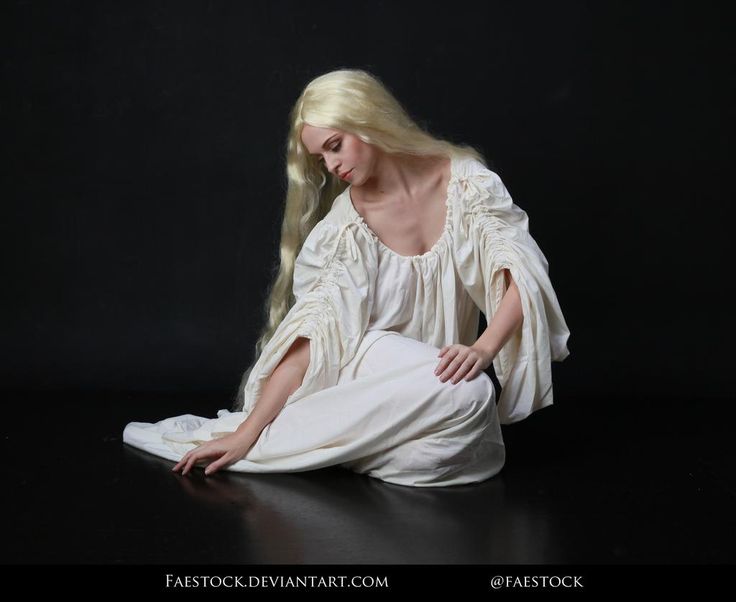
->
[452,162,571,424]
[238,218,379,419]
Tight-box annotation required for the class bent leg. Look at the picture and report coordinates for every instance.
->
[338,332,505,487]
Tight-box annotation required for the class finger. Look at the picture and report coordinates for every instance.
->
[463,359,485,382]
[175,445,215,474]
[439,352,468,382]
[435,347,459,375]
[184,449,210,475]
[172,451,192,473]
[449,358,470,385]
[182,452,199,475]
[450,357,475,383]
[204,454,230,476]
[437,346,449,357]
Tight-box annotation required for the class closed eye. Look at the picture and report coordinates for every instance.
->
[318,141,341,163]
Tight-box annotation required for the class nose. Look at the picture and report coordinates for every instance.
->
[325,157,341,176]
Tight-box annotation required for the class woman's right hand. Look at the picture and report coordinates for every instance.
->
[172,431,258,476]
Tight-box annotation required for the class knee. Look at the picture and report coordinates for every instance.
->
[450,372,495,415]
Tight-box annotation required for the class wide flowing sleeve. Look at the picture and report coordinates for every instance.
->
[452,161,571,424]
[238,218,378,417]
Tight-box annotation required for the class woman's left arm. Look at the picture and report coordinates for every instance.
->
[435,269,523,383]
[472,268,523,359]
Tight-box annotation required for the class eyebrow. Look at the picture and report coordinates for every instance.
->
[309,134,338,156]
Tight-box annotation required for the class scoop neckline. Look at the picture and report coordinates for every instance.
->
[345,155,457,260]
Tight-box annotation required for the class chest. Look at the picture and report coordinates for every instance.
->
[356,184,450,257]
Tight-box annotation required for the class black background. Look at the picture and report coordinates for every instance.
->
[2,0,736,579]
[2,0,733,400]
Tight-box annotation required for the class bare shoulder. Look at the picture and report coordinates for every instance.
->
[417,155,451,196]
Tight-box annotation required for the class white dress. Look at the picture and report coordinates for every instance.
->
[123,155,571,487]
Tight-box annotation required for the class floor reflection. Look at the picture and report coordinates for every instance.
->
[124,445,558,564]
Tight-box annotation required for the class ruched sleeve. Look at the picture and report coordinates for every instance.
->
[239,219,378,417]
[452,161,571,424]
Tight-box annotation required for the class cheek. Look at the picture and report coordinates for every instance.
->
[353,145,370,165]
[347,138,366,159]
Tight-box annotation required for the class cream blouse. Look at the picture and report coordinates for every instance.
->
[238,155,570,425]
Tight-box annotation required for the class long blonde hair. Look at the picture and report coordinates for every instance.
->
[232,68,486,411]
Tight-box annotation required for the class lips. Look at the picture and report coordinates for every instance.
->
[339,169,353,180]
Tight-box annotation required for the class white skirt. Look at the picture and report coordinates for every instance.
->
[123,330,505,487]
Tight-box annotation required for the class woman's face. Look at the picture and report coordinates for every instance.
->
[300,124,378,185]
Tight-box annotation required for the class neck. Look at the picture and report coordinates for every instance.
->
[358,153,437,200]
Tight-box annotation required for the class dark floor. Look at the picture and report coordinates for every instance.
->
[2,390,734,565]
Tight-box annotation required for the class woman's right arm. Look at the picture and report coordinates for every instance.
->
[172,337,311,475]
[233,336,311,442]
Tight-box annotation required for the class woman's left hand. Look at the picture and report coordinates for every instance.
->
[434,344,494,384]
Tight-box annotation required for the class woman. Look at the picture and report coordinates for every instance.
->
[123,68,571,487]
